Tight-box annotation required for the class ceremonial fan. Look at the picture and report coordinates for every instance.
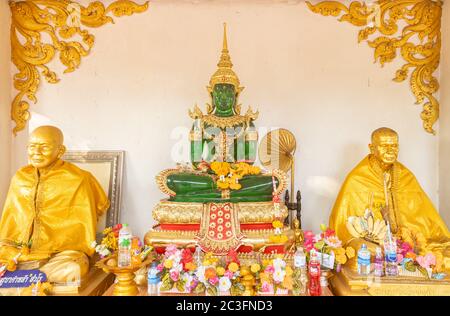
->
[258,128,297,201]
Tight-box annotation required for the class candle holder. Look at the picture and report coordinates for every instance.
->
[96,254,153,296]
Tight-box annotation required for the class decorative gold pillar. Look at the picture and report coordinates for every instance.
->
[306,0,442,135]
[10,0,149,135]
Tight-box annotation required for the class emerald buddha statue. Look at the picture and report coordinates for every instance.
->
[146,24,291,255]
[156,24,285,203]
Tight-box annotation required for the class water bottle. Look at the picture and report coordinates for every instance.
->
[293,247,307,295]
[294,247,306,269]
[118,224,132,267]
[384,224,398,276]
[357,244,371,275]
[374,247,384,277]
[147,263,160,295]
[308,250,321,296]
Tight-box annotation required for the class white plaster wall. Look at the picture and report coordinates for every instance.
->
[0,1,11,212]
[440,0,450,227]
[10,0,441,238]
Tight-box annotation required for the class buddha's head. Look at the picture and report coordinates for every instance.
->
[369,127,399,167]
[28,125,66,169]
[212,84,236,115]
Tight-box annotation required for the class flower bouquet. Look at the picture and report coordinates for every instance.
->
[303,224,355,272]
[157,245,197,294]
[257,256,293,295]
[395,228,446,280]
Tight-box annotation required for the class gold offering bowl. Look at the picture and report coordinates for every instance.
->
[95,255,153,296]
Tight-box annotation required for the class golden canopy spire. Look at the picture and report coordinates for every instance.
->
[208,23,244,94]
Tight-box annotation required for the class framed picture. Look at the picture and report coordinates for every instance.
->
[62,150,124,237]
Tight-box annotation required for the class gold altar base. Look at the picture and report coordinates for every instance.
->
[145,227,294,253]
[331,266,450,296]
[146,200,293,253]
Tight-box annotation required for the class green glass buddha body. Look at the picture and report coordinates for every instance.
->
[157,25,285,203]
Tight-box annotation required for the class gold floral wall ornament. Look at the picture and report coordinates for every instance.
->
[10,0,149,135]
[306,0,442,135]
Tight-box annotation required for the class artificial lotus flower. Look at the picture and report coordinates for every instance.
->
[169,270,180,282]
[224,270,234,279]
[264,265,275,274]
[261,281,271,293]
[272,258,286,270]
[218,277,232,292]
[209,276,219,286]
[273,268,286,283]
[324,235,342,248]
[165,244,178,257]
[416,253,436,269]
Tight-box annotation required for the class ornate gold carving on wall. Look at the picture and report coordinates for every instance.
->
[10,0,149,135]
[306,0,442,135]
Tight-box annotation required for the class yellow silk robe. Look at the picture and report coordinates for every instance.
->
[330,155,450,255]
[0,159,109,263]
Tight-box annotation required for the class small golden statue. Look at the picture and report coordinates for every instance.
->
[293,218,304,249]
[0,126,110,286]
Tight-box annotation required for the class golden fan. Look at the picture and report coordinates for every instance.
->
[258,128,297,200]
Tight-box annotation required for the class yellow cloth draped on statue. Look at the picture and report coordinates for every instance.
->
[0,159,110,264]
[330,154,450,258]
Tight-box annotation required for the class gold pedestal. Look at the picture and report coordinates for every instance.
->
[112,271,139,296]
[95,255,153,296]
[331,266,450,296]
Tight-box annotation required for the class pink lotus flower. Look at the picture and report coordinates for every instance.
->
[303,239,315,252]
[398,241,413,256]
[157,263,164,272]
[224,270,234,279]
[264,265,275,274]
[209,276,219,286]
[304,230,315,242]
[416,253,436,269]
[396,254,404,264]
[165,244,178,257]
[261,281,271,293]
[170,270,180,282]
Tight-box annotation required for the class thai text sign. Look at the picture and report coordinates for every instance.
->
[0,270,47,288]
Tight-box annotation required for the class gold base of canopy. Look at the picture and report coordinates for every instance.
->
[145,227,294,252]
[330,266,450,296]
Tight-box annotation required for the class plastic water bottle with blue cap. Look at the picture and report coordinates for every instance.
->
[357,244,371,276]
[147,262,160,295]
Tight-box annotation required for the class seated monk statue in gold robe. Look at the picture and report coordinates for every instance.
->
[330,127,450,271]
[0,126,109,284]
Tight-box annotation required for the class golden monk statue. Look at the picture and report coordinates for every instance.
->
[330,127,450,271]
[0,126,109,284]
